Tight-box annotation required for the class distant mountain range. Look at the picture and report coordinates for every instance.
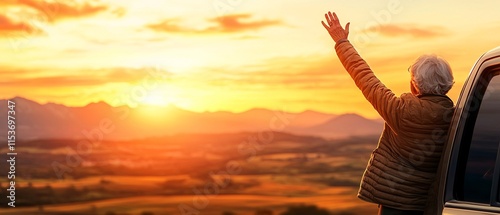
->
[0,97,384,140]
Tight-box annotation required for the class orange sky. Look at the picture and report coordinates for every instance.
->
[1,0,500,118]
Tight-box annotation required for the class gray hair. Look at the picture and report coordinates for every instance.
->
[410,55,454,95]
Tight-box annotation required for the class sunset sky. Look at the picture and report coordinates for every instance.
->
[1,0,499,118]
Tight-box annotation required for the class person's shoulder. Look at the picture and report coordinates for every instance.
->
[397,93,426,121]
[397,93,421,111]
[399,93,418,101]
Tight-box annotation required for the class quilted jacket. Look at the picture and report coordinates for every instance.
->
[335,40,455,211]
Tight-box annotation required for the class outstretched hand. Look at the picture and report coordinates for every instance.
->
[321,11,350,43]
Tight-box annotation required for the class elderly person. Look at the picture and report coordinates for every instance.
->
[321,12,455,215]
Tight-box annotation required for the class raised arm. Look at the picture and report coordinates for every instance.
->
[322,11,402,129]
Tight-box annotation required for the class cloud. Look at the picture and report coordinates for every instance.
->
[363,24,450,38]
[205,14,282,33]
[1,0,109,22]
[147,13,282,34]
[0,67,172,87]
[200,56,354,90]
[0,76,108,87]
[206,70,351,90]
[147,18,189,33]
[0,14,37,34]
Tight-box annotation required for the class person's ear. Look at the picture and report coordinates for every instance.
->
[410,80,420,95]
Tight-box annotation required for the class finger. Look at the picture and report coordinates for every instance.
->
[332,12,341,27]
[328,11,335,23]
[345,22,350,35]
[325,13,331,24]
[321,21,330,30]
[333,12,339,22]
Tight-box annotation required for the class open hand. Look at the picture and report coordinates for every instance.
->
[321,11,350,43]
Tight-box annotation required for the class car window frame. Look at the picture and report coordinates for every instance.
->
[443,59,500,212]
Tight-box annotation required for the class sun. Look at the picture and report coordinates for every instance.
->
[140,89,170,107]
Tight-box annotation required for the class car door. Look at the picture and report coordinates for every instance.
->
[442,56,500,215]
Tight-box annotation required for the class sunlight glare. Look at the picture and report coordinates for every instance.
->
[140,89,170,107]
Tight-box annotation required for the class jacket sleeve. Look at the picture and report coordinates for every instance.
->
[334,40,402,130]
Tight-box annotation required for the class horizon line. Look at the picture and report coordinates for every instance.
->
[2,96,383,119]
